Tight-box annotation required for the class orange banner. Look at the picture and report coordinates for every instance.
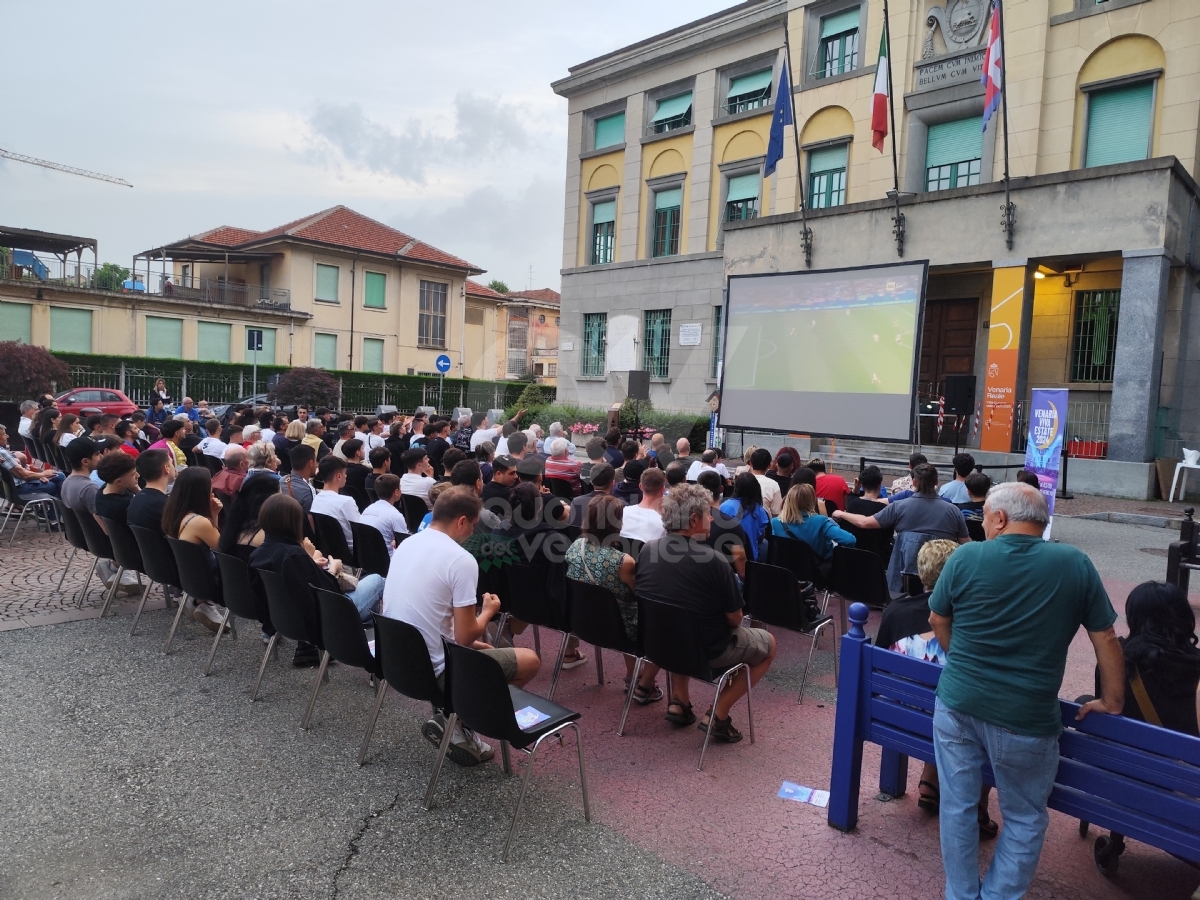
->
[980,266,1027,452]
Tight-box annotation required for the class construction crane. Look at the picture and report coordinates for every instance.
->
[0,147,132,188]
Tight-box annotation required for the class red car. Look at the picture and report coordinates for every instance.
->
[55,387,140,418]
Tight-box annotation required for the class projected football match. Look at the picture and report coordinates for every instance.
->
[718,261,928,442]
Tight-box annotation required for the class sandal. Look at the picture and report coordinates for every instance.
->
[632,682,663,705]
[698,712,743,744]
[978,800,999,840]
[917,780,940,814]
[560,651,588,671]
[664,699,695,727]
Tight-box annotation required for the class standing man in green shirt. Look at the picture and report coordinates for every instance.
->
[928,482,1124,900]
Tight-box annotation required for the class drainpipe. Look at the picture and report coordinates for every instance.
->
[459,279,467,379]
[288,317,294,367]
[348,251,360,371]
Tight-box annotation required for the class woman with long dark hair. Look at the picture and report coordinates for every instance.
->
[55,414,81,447]
[719,472,769,561]
[161,466,227,632]
[35,407,61,444]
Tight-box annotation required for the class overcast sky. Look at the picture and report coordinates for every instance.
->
[0,1,732,292]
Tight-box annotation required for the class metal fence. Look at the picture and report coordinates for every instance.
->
[1012,399,1110,458]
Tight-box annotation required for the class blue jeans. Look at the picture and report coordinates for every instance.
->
[345,573,385,624]
[933,698,1060,900]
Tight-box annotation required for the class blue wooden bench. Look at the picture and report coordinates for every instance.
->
[828,602,1200,869]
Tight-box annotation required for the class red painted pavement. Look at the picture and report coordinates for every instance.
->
[499,577,1200,899]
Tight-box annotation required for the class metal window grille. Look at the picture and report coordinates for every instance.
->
[506,307,529,377]
[724,85,772,115]
[418,280,447,348]
[926,158,980,191]
[712,305,723,378]
[652,109,692,134]
[652,207,681,258]
[810,168,847,208]
[591,221,615,265]
[643,309,671,378]
[582,312,607,376]
[725,199,759,222]
[817,30,858,79]
[1070,290,1120,383]
[547,362,557,377]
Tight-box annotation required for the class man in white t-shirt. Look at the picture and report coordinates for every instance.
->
[399,447,435,508]
[686,448,730,483]
[360,473,408,555]
[197,417,229,459]
[381,487,539,766]
[747,448,782,516]
[363,418,387,451]
[620,467,667,543]
[310,456,362,549]
[17,400,38,439]
[469,409,526,452]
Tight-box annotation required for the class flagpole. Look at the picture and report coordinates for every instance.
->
[782,25,813,268]
[997,0,1015,249]
[881,0,905,257]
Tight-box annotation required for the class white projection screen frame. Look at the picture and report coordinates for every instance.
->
[718,261,930,443]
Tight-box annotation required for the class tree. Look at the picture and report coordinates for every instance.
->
[268,367,340,408]
[92,262,130,292]
[487,279,509,294]
[0,342,70,401]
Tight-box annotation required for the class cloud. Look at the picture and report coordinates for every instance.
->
[305,93,536,184]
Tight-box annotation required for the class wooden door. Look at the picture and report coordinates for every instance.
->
[919,298,978,391]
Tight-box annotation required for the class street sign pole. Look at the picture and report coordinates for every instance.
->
[253,345,258,399]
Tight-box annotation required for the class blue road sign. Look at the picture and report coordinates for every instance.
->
[435,354,452,373]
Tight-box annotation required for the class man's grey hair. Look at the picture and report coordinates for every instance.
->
[20,400,38,414]
[181,397,193,405]
[459,415,470,427]
[660,483,710,532]
[223,446,248,469]
[548,422,564,437]
[247,441,276,468]
[676,438,691,455]
[173,413,190,422]
[306,419,323,434]
[337,421,354,437]
[0,424,7,434]
[986,482,1049,527]
[549,437,570,457]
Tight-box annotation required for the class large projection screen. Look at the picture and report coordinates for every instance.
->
[719,261,929,442]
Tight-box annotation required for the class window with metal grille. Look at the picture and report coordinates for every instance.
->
[724,69,772,115]
[591,199,616,264]
[650,92,692,134]
[418,280,447,348]
[1070,290,1120,382]
[725,173,760,222]
[643,309,672,378]
[815,9,859,79]
[548,362,557,377]
[712,305,723,378]
[507,307,529,377]
[582,312,607,376]
[652,187,682,258]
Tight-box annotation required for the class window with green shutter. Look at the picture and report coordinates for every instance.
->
[816,8,859,79]
[594,112,625,150]
[652,187,682,257]
[50,307,92,353]
[362,337,385,373]
[651,93,692,134]
[315,263,339,303]
[809,143,849,208]
[591,199,616,265]
[926,117,983,191]
[0,301,32,344]
[364,271,386,308]
[1085,81,1154,168]
[643,309,672,378]
[582,313,607,376]
[725,173,761,222]
[725,69,773,115]
[145,316,182,358]
[314,333,338,369]
[196,321,231,362]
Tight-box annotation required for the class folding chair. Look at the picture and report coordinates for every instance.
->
[766,534,830,610]
[744,560,836,703]
[312,512,355,567]
[130,524,186,642]
[98,516,155,635]
[341,485,371,513]
[544,477,574,501]
[350,521,392,579]
[308,586,378,732]
[74,504,124,616]
[496,563,568,694]
[400,495,429,534]
[0,467,57,546]
[56,501,97,605]
[166,537,228,662]
[255,568,324,712]
[212,552,271,679]
[432,639,589,862]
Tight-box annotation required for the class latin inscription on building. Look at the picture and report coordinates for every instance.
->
[914,49,985,91]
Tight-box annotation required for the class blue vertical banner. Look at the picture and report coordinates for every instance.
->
[1024,388,1068,539]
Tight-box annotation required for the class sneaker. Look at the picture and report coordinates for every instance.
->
[446,724,494,767]
[293,641,321,668]
[191,601,226,634]
[422,713,447,749]
[261,630,273,645]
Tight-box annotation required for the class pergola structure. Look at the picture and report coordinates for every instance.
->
[0,226,98,283]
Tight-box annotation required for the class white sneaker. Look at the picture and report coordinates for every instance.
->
[447,723,494,767]
[191,601,226,634]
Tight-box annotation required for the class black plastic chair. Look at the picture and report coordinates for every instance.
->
[400,494,429,534]
[256,568,324,713]
[341,484,371,513]
[130,524,186,647]
[211,552,270,680]
[197,455,223,476]
[74,503,123,614]
[744,560,835,704]
[166,536,227,661]
[966,518,986,542]
[839,519,894,565]
[350,521,392,579]
[564,577,636,688]
[431,639,589,861]
[0,467,57,546]
[497,563,568,694]
[55,501,98,606]
[831,545,896,610]
[98,516,155,634]
[620,595,755,771]
[312,512,355,567]
[767,534,830,608]
[308,586,377,732]
[359,613,446,766]
[544,477,574,500]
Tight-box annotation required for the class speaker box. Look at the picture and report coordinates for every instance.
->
[943,375,976,416]
[627,370,651,401]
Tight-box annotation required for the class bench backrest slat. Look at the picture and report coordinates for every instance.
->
[1055,756,1200,833]
[1059,701,1200,767]
[1048,784,1200,861]
[868,671,937,713]
[871,646,943,687]
[870,696,935,742]
[1060,730,1200,798]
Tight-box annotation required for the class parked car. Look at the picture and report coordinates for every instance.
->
[55,387,139,418]
[209,394,297,426]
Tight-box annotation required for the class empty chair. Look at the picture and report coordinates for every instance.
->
[400,495,429,534]
[312,512,355,567]
[309,586,378,731]
[831,545,897,610]
[766,534,830,609]
[0,467,57,546]
[166,536,227,660]
[350,521,392,579]
[73,504,124,615]
[621,596,755,771]
[496,563,567,692]
[55,501,98,606]
[212,552,270,679]
[564,577,637,691]
[255,568,324,710]
[431,639,589,862]
[743,560,836,703]
[544,478,574,501]
[360,613,446,766]
[130,524,186,639]
[98,516,155,635]
[838,518,893,564]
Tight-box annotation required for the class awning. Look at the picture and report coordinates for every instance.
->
[652,93,693,123]
[728,69,773,98]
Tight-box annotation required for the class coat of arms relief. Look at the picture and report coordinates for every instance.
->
[923,0,992,59]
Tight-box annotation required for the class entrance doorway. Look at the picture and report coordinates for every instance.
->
[919,298,978,392]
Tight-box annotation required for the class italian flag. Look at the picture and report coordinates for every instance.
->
[871,30,889,152]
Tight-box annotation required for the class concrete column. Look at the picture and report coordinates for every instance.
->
[1108,248,1170,462]
[619,94,646,264]
[687,70,718,254]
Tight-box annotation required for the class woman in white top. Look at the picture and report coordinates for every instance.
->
[56,414,82,447]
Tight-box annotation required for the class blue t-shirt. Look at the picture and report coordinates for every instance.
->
[938,480,970,504]
[720,498,769,560]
